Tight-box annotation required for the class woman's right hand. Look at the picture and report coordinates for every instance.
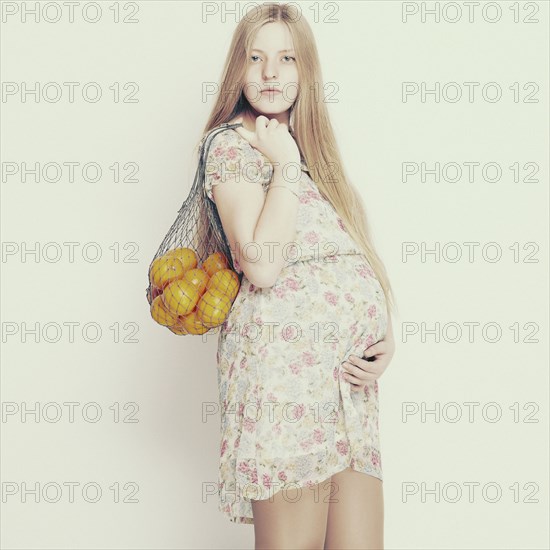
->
[234,115,301,169]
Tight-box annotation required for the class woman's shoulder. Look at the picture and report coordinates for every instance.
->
[200,122,309,174]
[201,124,269,167]
[200,125,242,152]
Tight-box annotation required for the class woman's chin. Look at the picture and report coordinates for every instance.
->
[251,105,292,117]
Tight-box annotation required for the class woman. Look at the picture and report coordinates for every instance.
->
[198,3,397,548]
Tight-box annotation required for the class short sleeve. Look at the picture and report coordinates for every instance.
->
[203,129,272,203]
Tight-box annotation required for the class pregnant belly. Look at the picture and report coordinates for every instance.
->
[222,253,388,357]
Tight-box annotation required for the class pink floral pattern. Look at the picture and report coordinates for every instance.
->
[202,128,388,524]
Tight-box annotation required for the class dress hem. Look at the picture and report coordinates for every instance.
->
[219,458,383,525]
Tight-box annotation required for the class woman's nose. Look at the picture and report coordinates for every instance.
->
[263,60,277,80]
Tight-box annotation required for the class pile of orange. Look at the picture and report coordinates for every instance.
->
[148,248,240,335]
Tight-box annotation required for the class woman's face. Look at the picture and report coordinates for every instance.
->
[243,21,299,121]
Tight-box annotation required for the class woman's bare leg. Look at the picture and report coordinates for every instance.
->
[324,467,384,550]
[251,478,334,550]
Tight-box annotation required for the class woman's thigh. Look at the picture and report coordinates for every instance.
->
[324,467,384,550]
[251,478,334,550]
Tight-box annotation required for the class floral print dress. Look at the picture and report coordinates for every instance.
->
[202,127,388,524]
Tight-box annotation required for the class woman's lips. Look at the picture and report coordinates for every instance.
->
[261,89,282,94]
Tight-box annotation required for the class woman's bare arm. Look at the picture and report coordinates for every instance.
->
[212,159,300,288]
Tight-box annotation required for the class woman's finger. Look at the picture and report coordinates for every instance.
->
[347,355,377,373]
[363,341,385,359]
[343,372,362,386]
[343,363,366,380]
[343,362,378,381]
[256,114,270,134]
[348,365,379,381]
[344,372,374,391]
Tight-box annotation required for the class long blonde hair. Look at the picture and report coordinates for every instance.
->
[199,2,397,315]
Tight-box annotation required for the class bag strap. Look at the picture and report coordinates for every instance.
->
[178,122,243,205]
[196,122,244,275]
[199,122,243,168]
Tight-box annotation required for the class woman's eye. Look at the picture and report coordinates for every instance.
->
[249,55,296,62]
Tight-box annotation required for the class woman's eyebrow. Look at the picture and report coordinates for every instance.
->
[251,48,295,53]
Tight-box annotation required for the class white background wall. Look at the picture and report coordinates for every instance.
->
[1,1,548,548]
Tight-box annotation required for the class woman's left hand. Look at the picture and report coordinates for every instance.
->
[342,315,396,392]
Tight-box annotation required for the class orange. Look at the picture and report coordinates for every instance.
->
[150,253,185,289]
[179,310,210,335]
[202,252,229,277]
[162,279,200,316]
[167,319,189,335]
[206,269,239,300]
[184,268,209,296]
[196,289,232,328]
[167,247,198,272]
[150,295,179,326]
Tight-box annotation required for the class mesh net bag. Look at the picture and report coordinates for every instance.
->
[145,122,244,336]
